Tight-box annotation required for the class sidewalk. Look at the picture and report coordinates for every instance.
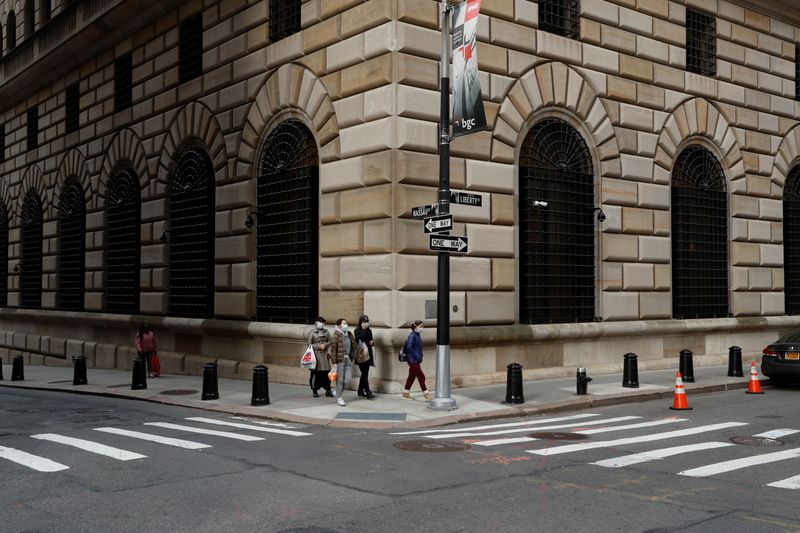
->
[0,362,756,429]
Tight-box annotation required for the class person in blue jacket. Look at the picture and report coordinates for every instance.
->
[402,320,431,401]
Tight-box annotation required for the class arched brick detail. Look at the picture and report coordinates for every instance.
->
[491,62,621,178]
[18,164,49,219]
[98,128,149,204]
[656,98,745,186]
[772,124,800,196]
[54,149,92,209]
[240,63,340,173]
[0,178,14,223]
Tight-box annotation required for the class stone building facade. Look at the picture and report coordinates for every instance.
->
[1,0,800,391]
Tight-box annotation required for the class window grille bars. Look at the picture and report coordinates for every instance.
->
[795,45,800,102]
[21,193,43,309]
[114,53,133,112]
[784,167,800,315]
[27,107,38,150]
[0,123,5,163]
[58,181,85,311]
[106,166,140,314]
[269,0,301,42]
[179,15,203,83]
[519,119,596,324]
[65,82,79,134]
[256,120,318,323]
[538,0,580,40]
[686,8,716,77]
[671,146,728,319]
[0,204,8,307]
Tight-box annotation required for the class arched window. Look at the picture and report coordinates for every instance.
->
[784,167,800,315]
[58,180,85,311]
[255,120,319,323]
[21,192,43,309]
[519,118,596,324]
[0,204,8,307]
[672,146,728,319]
[7,11,16,50]
[39,0,50,25]
[168,145,215,318]
[106,165,141,314]
[24,0,34,37]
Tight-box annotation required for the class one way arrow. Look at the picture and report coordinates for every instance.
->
[423,214,454,234]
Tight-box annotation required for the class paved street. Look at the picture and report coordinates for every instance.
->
[2,385,800,532]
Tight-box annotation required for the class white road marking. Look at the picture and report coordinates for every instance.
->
[753,429,800,439]
[143,422,264,441]
[472,437,539,447]
[528,422,748,456]
[678,447,800,478]
[576,418,687,435]
[425,416,641,439]
[389,413,601,435]
[229,417,292,428]
[767,475,800,490]
[0,445,69,472]
[592,442,734,468]
[185,417,311,437]
[93,427,211,450]
[30,434,146,461]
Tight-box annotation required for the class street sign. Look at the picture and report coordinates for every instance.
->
[423,214,454,234]
[411,203,440,218]
[450,191,482,207]
[429,235,469,253]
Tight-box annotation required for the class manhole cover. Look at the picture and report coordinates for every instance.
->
[529,432,589,441]
[757,415,783,419]
[393,440,471,452]
[730,436,783,446]
[160,389,198,396]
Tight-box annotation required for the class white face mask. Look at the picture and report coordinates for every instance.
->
[416,325,423,331]
[315,321,324,329]
[340,324,348,331]
[362,322,369,328]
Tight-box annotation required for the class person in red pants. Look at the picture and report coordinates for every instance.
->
[402,320,431,401]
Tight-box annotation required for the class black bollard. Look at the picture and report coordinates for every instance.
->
[251,365,270,406]
[505,363,524,404]
[728,346,744,377]
[576,366,592,395]
[73,356,88,386]
[201,363,219,401]
[131,358,147,390]
[622,352,639,388]
[679,349,695,383]
[0,358,3,380]
[11,355,24,381]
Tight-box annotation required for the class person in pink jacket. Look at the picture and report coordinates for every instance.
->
[135,323,158,378]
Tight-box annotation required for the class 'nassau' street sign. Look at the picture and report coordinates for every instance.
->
[423,214,454,234]
[429,235,469,253]
[412,204,440,218]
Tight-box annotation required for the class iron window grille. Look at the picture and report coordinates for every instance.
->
[0,204,8,307]
[519,119,596,325]
[671,146,728,319]
[114,53,133,112]
[795,45,800,102]
[7,11,16,50]
[179,15,203,83]
[168,146,215,318]
[256,120,319,324]
[0,123,5,163]
[65,83,80,134]
[106,166,141,314]
[58,181,85,311]
[269,0,301,42]
[784,166,800,315]
[27,107,38,151]
[25,0,34,37]
[538,0,580,40]
[40,0,51,25]
[686,8,716,77]
[21,193,43,309]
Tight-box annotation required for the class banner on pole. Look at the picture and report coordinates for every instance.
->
[451,0,487,138]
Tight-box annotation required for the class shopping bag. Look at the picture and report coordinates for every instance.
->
[328,364,338,383]
[151,353,161,377]
[355,341,369,364]
[343,357,353,385]
[301,345,317,369]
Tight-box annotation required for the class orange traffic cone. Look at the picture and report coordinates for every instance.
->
[669,372,692,410]
[746,361,764,394]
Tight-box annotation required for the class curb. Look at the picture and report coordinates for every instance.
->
[0,378,759,430]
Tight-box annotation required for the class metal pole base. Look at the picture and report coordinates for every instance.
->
[429,345,458,411]
[428,396,458,411]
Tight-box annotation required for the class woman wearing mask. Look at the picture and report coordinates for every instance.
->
[307,316,333,398]
[328,318,356,406]
[402,320,431,401]
[354,314,375,399]
[135,323,157,378]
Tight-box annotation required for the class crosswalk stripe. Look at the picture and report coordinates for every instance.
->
[0,445,70,472]
[678,447,800,478]
[528,422,748,456]
[592,442,734,468]
[472,437,539,447]
[93,427,211,450]
[576,418,687,435]
[753,429,800,439]
[30,434,146,461]
[767,475,800,490]
[143,422,264,441]
[389,413,601,435]
[185,417,312,437]
[426,416,641,440]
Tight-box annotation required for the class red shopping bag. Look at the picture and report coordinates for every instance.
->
[151,353,161,377]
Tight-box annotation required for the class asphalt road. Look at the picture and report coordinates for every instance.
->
[2,385,800,533]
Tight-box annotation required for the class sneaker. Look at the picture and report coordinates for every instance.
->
[337,397,346,406]
[401,390,411,400]
[423,390,432,401]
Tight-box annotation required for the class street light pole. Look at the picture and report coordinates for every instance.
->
[430,0,457,411]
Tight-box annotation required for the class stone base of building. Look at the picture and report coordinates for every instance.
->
[1,310,794,393]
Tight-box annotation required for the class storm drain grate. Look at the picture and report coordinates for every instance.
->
[160,389,198,396]
[730,436,783,447]
[393,440,471,452]
[107,383,131,388]
[48,380,74,384]
[530,432,590,441]
[756,415,783,419]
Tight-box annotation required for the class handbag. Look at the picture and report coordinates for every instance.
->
[343,357,353,385]
[151,353,161,377]
[328,364,338,383]
[398,346,407,363]
[355,341,369,364]
[301,345,317,369]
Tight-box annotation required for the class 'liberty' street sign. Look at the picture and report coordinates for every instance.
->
[450,191,482,206]
[429,235,469,253]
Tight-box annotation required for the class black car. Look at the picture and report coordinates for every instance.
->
[762,332,800,383]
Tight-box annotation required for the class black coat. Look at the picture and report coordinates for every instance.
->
[354,326,375,366]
